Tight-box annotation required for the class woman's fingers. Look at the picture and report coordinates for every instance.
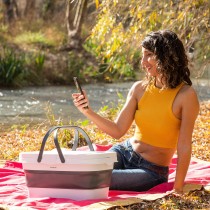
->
[72,93,80,98]
[72,93,89,110]
[166,189,184,197]
[75,96,87,106]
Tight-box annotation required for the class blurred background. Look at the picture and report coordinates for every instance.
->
[0,0,209,127]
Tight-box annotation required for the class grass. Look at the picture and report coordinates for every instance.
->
[14,31,52,45]
[110,188,210,209]
[0,100,209,209]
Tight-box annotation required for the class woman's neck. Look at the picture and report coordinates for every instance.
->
[154,76,166,89]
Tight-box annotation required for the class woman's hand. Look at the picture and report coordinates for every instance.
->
[166,189,184,197]
[72,90,89,113]
[172,188,184,195]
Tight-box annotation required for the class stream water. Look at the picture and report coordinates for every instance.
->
[0,79,209,128]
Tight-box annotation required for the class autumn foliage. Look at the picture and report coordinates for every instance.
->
[86,0,209,81]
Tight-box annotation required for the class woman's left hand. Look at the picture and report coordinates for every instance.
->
[167,189,184,196]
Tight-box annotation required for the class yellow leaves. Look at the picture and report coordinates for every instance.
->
[192,0,206,8]
[95,0,99,9]
[110,39,120,53]
[0,127,49,160]
[149,11,158,25]
[137,12,143,20]
[91,13,114,41]
[192,101,210,161]
[113,0,118,6]
[90,1,210,82]
[177,11,185,20]
[129,25,138,34]
[104,24,124,59]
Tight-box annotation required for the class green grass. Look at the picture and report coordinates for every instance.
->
[14,31,54,47]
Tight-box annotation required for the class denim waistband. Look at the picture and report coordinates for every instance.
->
[126,139,169,178]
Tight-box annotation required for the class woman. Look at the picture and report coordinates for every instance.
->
[72,30,199,194]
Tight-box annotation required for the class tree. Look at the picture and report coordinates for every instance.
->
[88,0,210,81]
[2,0,19,23]
[65,0,88,50]
[40,0,56,19]
[23,0,36,19]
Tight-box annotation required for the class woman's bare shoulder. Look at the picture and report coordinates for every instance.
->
[128,80,147,101]
[179,84,198,99]
[130,80,146,92]
[178,84,199,110]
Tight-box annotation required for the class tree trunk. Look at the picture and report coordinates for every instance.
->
[24,0,36,19]
[3,0,19,23]
[39,0,56,19]
[65,0,88,50]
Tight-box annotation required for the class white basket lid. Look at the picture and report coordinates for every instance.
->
[19,150,117,164]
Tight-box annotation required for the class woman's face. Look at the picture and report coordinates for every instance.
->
[141,47,158,77]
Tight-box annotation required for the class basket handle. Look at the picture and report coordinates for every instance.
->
[37,126,94,163]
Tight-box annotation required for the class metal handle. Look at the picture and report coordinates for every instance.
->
[37,125,94,163]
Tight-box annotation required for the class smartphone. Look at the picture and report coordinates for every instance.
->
[73,77,84,95]
[73,77,88,109]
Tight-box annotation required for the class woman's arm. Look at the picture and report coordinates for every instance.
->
[72,82,142,139]
[173,86,199,193]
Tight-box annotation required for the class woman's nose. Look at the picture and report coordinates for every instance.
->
[141,56,146,66]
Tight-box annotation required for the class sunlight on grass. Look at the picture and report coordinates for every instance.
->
[14,31,54,46]
[0,23,8,33]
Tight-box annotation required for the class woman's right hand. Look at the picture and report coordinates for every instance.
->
[72,90,89,113]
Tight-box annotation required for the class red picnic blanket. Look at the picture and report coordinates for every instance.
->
[0,144,209,210]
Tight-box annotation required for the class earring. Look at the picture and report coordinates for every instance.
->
[157,66,161,72]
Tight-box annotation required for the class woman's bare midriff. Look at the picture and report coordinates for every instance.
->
[130,137,176,167]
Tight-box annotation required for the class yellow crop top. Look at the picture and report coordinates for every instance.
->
[134,81,184,148]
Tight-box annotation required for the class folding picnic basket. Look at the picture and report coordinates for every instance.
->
[19,125,117,200]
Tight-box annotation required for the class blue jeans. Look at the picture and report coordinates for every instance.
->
[108,139,169,191]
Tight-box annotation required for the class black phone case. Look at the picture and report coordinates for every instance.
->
[73,77,88,109]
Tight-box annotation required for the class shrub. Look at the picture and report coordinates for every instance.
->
[87,0,210,81]
[0,47,25,86]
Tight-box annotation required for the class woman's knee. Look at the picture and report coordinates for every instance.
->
[109,169,166,191]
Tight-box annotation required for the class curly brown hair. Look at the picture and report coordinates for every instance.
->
[141,30,192,88]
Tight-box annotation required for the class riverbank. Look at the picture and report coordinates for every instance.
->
[0,79,209,129]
